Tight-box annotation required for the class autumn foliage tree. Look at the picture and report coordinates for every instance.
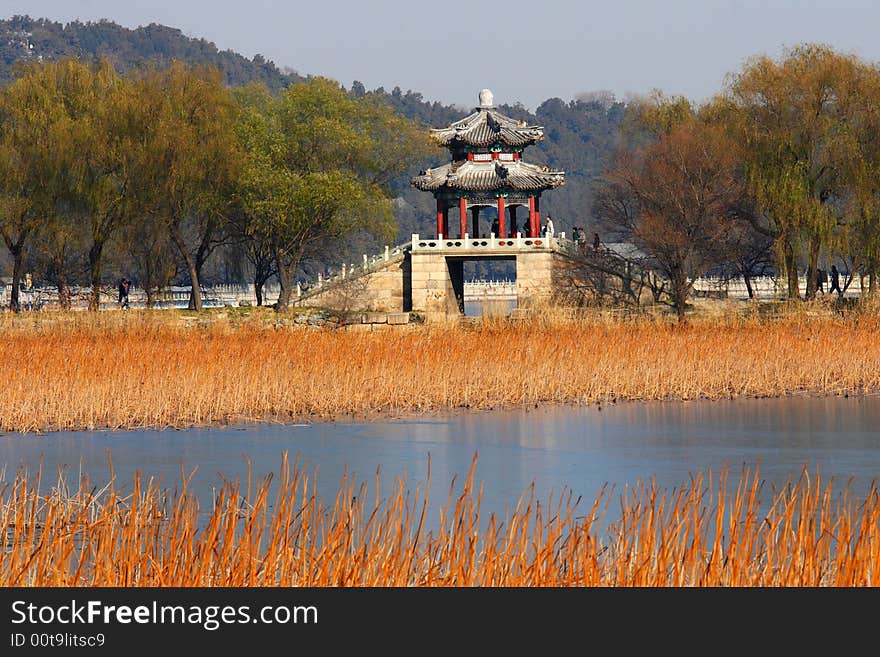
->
[132,61,241,312]
[595,117,744,320]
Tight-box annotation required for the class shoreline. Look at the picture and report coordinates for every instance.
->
[6,387,878,436]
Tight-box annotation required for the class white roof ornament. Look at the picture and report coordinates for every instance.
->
[478,88,494,109]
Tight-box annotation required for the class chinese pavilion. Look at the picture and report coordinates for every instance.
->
[411,89,565,239]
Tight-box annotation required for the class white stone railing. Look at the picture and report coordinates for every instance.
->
[411,232,564,252]
[295,241,411,301]
[464,279,517,298]
[692,274,863,300]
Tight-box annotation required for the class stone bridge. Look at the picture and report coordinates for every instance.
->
[295,232,577,321]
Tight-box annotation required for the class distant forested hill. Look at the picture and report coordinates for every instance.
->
[0,15,625,244]
[0,15,301,90]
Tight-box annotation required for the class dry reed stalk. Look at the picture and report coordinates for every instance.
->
[2,311,880,433]
[1,455,878,586]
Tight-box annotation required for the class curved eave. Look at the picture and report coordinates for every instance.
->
[411,160,565,193]
[432,129,543,148]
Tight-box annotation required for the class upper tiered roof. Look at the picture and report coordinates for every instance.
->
[431,88,545,148]
[412,89,564,195]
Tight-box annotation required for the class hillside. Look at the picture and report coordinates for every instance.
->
[0,15,301,90]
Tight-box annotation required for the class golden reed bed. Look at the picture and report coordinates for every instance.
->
[1,454,877,586]
[1,309,879,432]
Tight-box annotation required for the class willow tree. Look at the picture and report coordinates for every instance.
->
[235,78,434,312]
[715,44,862,300]
[52,58,151,311]
[0,98,38,313]
[132,61,240,312]
[0,60,79,311]
[833,61,880,297]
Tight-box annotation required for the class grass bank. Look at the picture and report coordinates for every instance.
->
[1,306,879,433]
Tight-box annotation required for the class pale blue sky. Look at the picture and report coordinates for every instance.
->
[3,1,880,110]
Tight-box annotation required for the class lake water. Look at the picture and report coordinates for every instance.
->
[2,395,880,532]
[464,298,517,317]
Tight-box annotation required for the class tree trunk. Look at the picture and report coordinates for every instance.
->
[254,280,264,307]
[184,256,203,312]
[272,241,305,313]
[253,259,275,307]
[145,288,155,309]
[9,245,22,313]
[805,237,820,300]
[171,229,203,312]
[672,271,689,323]
[646,272,664,303]
[622,262,634,300]
[56,265,71,311]
[275,261,293,312]
[743,272,754,299]
[254,270,273,307]
[783,240,799,300]
[88,241,105,312]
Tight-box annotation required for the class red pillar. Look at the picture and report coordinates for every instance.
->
[459,197,467,238]
[497,196,506,238]
[534,196,541,237]
[528,197,536,238]
[436,197,444,238]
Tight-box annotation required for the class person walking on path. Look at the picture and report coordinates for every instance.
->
[118,277,130,309]
[829,265,843,298]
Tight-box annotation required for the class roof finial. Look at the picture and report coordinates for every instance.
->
[478,88,494,109]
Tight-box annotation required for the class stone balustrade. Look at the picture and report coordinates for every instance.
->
[411,232,564,253]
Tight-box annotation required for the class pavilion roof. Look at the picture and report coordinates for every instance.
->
[411,159,565,192]
[431,107,544,148]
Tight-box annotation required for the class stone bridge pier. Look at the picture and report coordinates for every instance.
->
[409,234,560,321]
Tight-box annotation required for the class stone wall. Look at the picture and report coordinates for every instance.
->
[409,253,461,321]
[296,257,408,313]
[516,251,558,307]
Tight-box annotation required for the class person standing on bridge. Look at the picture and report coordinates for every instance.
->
[544,215,555,239]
